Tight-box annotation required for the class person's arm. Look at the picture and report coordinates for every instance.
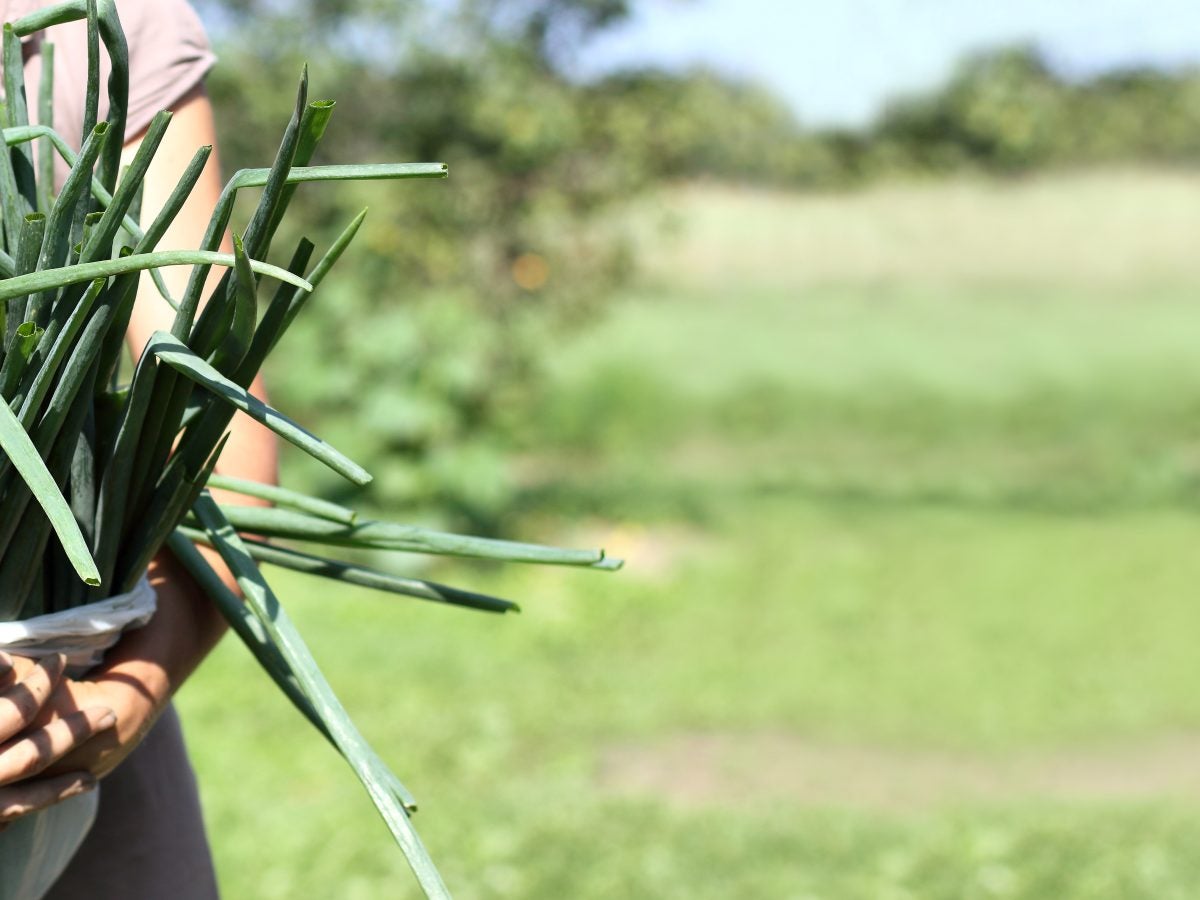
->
[0,85,277,819]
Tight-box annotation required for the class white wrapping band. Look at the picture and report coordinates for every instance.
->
[0,577,157,674]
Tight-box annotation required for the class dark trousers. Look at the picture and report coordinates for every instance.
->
[46,705,219,899]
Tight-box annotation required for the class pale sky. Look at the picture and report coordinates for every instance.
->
[575,0,1200,126]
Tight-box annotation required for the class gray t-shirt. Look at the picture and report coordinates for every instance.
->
[0,0,216,183]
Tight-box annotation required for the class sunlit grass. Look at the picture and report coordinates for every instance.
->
[184,171,1200,897]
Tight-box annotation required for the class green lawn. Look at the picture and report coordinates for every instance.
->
[179,169,1200,897]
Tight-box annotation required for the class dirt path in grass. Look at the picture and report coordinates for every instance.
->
[598,732,1200,811]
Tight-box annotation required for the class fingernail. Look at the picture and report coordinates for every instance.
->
[98,711,117,729]
[74,775,97,795]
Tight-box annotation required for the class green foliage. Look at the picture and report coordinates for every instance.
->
[870,48,1064,172]
[199,0,645,526]
[195,0,1200,529]
[874,47,1200,174]
[585,67,832,185]
[605,45,1200,185]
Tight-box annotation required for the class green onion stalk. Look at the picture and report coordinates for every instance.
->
[0,2,620,896]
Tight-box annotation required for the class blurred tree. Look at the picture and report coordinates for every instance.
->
[869,47,1200,176]
[195,0,644,527]
[587,68,820,184]
[465,0,631,65]
[191,0,1200,523]
[874,47,1064,172]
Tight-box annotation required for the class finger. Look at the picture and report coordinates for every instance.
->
[0,653,14,691]
[0,708,116,787]
[0,654,65,744]
[0,771,97,824]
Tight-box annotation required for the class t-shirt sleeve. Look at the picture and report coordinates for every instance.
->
[119,0,217,138]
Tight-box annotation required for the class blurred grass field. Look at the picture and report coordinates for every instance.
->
[179,168,1200,898]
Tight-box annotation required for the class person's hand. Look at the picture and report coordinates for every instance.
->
[0,544,245,828]
[0,652,131,826]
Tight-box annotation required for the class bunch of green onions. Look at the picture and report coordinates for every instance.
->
[0,1,619,895]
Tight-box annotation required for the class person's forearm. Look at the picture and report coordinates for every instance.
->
[73,552,224,754]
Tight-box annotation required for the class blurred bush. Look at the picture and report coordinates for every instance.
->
[591,45,1200,184]
[195,0,1200,525]
[199,0,643,527]
[873,47,1200,174]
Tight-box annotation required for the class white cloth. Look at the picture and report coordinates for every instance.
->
[0,577,156,674]
[0,793,99,900]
